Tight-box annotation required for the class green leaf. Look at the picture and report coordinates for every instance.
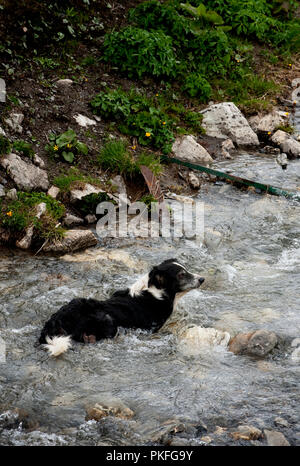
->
[56,129,76,147]
[76,141,88,155]
[62,151,74,163]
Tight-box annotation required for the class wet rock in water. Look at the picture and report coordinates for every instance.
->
[188,172,200,189]
[276,152,288,169]
[43,229,97,253]
[0,409,20,429]
[231,425,262,441]
[200,102,259,147]
[248,197,282,218]
[291,347,300,362]
[61,248,146,272]
[264,429,290,446]
[4,113,24,133]
[262,145,281,155]
[274,417,289,428]
[172,135,213,165]
[177,326,231,356]
[73,114,97,128]
[149,419,186,444]
[70,183,104,204]
[0,153,49,191]
[203,228,222,249]
[85,401,134,422]
[228,330,278,357]
[248,110,289,133]
[85,214,97,224]
[221,138,235,159]
[63,213,84,227]
[0,408,38,431]
[271,130,300,157]
[291,338,300,347]
[47,185,60,199]
[200,435,212,444]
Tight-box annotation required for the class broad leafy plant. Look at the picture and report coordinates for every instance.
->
[45,129,88,163]
[102,27,178,78]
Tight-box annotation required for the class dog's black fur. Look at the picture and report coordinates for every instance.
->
[39,258,204,346]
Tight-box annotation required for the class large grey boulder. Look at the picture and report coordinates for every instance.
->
[200,102,259,147]
[271,130,300,157]
[248,110,289,133]
[43,229,98,253]
[0,153,49,191]
[172,135,213,165]
[229,330,278,357]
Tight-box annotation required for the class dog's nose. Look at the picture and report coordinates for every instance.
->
[198,277,205,285]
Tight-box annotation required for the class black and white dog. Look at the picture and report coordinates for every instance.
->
[38,259,205,356]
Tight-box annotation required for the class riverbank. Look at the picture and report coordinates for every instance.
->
[1,1,300,253]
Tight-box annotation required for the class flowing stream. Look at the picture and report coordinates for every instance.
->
[0,152,299,446]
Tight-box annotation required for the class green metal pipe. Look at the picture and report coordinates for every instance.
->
[161,156,300,202]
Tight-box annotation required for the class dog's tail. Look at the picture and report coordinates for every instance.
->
[43,335,72,357]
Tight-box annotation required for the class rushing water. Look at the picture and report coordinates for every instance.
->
[0,153,300,446]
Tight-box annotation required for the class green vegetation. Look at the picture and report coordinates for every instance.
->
[102,27,177,79]
[12,140,35,159]
[45,129,88,163]
[139,194,158,210]
[0,135,11,155]
[98,140,136,176]
[181,73,212,101]
[0,191,66,240]
[78,192,116,216]
[91,89,175,153]
[53,168,103,192]
[98,139,162,177]
[127,0,298,111]
[275,125,295,134]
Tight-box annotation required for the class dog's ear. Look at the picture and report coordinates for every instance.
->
[161,258,179,265]
[148,267,165,289]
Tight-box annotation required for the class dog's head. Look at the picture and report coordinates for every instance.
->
[148,258,204,296]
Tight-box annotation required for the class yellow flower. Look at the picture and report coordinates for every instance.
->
[54,145,59,151]
[285,112,289,116]
[288,63,292,67]
[145,132,151,137]
[155,93,159,96]
[131,145,136,150]
[162,121,166,125]
[268,131,271,135]
[67,143,72,148]
[6,211,12,217]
